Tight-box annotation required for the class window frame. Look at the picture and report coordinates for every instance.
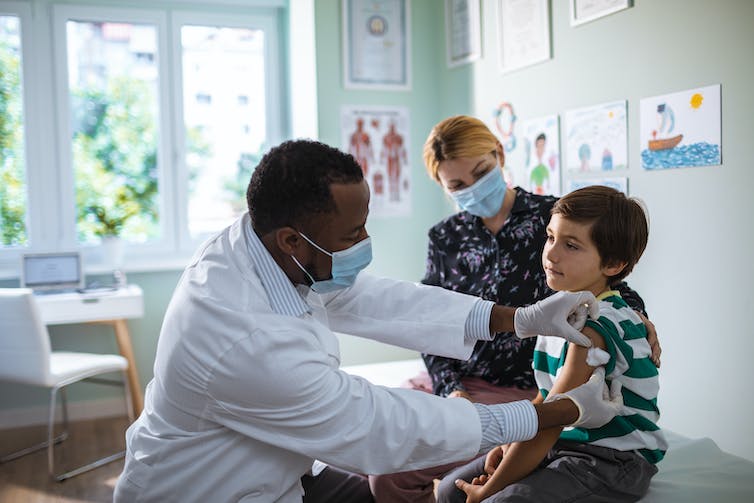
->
[52,4,175,262]
[0,2,35,259]
[170,8,284,252]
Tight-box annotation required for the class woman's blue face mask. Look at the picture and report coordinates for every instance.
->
[291,232,372,294]
[448,167,507,218]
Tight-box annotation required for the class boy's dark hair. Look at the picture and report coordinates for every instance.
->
[246,140,364,235]
[551,185,648,284]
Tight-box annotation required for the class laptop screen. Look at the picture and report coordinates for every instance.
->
[21,252,83,291]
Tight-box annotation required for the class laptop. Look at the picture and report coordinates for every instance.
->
[21,252,84,294]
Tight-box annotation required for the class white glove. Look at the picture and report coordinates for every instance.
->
[545,367,623,429]
[514,290,599,347]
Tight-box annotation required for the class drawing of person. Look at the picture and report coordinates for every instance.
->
[349,117,374,176]
[602,147,613,170]
[381,121,408,201]
[578,143,591,171]
[529,133,549,195]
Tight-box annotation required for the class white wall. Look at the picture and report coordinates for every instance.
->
[466,0,754,461]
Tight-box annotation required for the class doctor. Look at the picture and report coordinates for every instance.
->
[115,140,622,503]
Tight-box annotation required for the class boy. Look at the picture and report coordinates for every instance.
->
[438,185,667,502]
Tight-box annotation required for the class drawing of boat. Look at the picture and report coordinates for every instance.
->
[648,134,683,151]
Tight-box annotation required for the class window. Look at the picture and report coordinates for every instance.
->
[0,1,290,275]
[0,14,28,248]
[180,24,267,237]
[66,19,161,244]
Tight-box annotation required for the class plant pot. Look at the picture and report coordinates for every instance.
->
[101,236,125,269]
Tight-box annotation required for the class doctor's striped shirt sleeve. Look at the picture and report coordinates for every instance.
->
[474,400,538,453]
[464,299,495,343]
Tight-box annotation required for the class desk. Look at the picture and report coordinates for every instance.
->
[35,285,145,418]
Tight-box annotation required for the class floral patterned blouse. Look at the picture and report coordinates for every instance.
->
[421,187,645,396]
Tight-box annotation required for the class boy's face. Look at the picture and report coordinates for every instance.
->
[542,214,614,296]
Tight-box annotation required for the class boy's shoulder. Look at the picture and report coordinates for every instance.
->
[589,292,646,339]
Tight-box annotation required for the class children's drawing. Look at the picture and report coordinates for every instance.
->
[640,84,721,170]
[564,101,627,173]
[522,115,561,196]
[566,177,628,195]
[493,101,517,152]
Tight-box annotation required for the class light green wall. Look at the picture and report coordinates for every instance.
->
[465,0,754,461]
[315,0,452,282]
[5,1,753,464]
[313,0,472,364]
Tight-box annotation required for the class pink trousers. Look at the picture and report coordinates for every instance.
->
[368,373,537,503]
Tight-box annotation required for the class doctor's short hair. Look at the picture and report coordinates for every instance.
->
[423,115,500,182]
[551,185,649,284]
[247,140,364,235]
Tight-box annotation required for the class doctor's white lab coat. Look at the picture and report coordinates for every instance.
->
[114,214,486,502]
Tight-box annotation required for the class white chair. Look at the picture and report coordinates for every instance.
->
[0,288,134,481]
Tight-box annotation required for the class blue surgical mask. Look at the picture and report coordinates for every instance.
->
[449,167,507,218]
[291,232,373,294]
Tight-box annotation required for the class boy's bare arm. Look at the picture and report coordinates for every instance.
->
[471,327,607,497]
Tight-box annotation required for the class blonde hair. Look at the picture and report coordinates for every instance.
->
[423,115,500,182]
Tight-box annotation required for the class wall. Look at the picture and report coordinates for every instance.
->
[315,0,754,462]
[6,0,750,463]
[313,0,472,364]
[465,0,754,461]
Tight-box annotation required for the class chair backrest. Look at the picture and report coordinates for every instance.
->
[0,288,52,385]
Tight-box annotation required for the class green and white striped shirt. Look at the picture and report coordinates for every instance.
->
[533,290,667,463]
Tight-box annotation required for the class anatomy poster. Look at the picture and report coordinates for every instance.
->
[341,106,411,217]
[521,114,561,196]
[564,100,627,173]
[639,84,721,170]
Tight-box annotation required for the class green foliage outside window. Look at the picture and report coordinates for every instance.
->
[223,149,263,214]
[0,39,28,247]
[72,76,159,242]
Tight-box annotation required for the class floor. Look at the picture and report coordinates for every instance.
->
[0,417,128,503]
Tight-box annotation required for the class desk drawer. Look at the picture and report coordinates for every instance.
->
[36,287,144,325]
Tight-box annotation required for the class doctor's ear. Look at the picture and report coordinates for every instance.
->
[275,227,301,255]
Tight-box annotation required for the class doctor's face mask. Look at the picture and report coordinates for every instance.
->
[290,232,373,293]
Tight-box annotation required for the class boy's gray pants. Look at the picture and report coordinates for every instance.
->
[436,439,658,503]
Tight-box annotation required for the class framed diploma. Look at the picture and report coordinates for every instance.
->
[570,0,633,27]
[496,0,551,74]
[445,0,482,68]
[342,0,411,90]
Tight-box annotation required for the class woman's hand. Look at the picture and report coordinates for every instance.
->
[448,389,473,401]
[635,311,661,367]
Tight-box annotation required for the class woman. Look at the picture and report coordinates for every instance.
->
[369,116,660,503]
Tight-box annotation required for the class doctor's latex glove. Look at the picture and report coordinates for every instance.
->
[545,367,623,429]
[514,291,599,347]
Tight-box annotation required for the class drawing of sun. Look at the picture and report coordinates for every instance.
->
[608,111,614,119]
[690,93,704,109]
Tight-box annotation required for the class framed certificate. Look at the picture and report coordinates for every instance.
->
[343,0,411,91]
[570,0,633,27]
[497,0,551,74]
[445,0,482,68]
